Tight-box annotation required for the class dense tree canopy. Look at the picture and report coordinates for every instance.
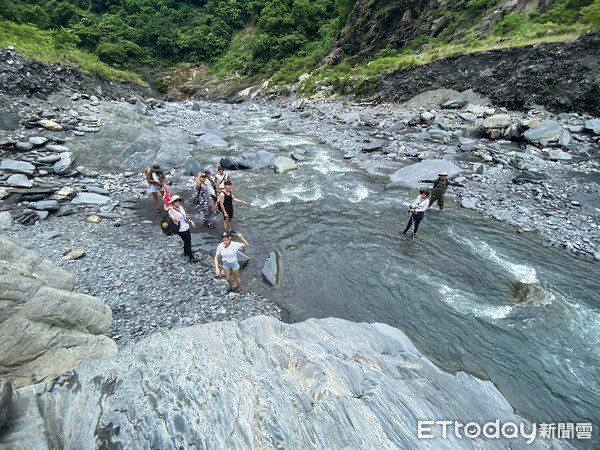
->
[0,0,345,70]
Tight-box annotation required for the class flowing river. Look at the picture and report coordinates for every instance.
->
[192,103,599,440]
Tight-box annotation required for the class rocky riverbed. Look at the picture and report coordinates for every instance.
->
[255,91,600,261]
[1,43,599,352]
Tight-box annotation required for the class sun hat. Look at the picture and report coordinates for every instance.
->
[222,231,231,238]
[438,171,448,176]
[170,195,182,202]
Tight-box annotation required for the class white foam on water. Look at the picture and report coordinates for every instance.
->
[332,183,370,203]
[438,284,514,320]
[252,183,323,209]
[449,229,538,284]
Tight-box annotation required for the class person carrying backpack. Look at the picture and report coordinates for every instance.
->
[418,172,467,211]
[168,195,200,263]
[145,163,166,212]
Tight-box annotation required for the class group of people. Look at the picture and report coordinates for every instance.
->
[145,163,250,292]
[146,164,467,291]
[403,171,468,237]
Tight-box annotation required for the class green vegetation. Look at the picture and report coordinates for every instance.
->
[0,21,145,84]
[0,0,598,94]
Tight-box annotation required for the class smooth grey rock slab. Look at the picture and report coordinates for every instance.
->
[461,198,479,209]
[71,193,111,205]
[31,200,59,211]
[387,160,462,189]
[53,152,75,175]
[6,174,32,188]
[37,155,61,164]
[45,144,70,153]
[262,251,277,286]
[584,118,600,134]
[1,316,561,449]
[523,121,564,147]
[0,110,20,131]
[28,137,48,146]
[0,212,13,229]
[0,236,115,388]
[85,185,109,195]
[0,160,35,175]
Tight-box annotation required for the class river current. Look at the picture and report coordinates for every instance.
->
[192,104,599,441]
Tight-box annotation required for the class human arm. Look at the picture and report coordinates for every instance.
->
[233,196,248,205]
[418,179,435,184]
[235,233,249,248]
[449,180,468,188]
[214,247,221,277]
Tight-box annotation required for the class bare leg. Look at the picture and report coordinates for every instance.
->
[233,269,242,292]
[224,268,233,290]
[152,192,159,209]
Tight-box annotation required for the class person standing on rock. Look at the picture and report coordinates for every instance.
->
[168,195,200,263]
[145,163,166,212]
[194,173,215,229]
[418,172,467,211]
[218,180,248,233]
[215,166,230,191]
[214,231,250,293]
[403,189,430,237]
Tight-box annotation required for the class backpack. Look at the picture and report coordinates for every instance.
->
[160,211,179,236]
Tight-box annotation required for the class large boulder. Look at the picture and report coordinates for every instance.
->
[1,316,554,449]
[69,102,192,171]
[386,160,462,189]
[0,236,115,388]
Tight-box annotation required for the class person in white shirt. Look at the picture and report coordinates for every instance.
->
[168,195,199,262]
[403,189,430,237]
[214,231,249,293]
[215,166,230,190]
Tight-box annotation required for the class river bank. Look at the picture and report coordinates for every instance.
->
[254,91,600,261]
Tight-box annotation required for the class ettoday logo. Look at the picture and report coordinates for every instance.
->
[417,420,593,444]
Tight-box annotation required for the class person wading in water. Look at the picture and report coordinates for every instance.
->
[403,189,430,238]
[418,172,467,211]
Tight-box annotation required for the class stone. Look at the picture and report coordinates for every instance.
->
[62,249,86,260]
[6,174,32,188]
[0,160,36,175]
[386,160,462,189]
[0,236,114,388]
[461,198,478,209]
[45,144,70,153]
[0,317,555,449]
[262,251,277,286]
[273,156,297,174]
[0,110,20,131]
[37,119,63,131]
[53,152,75,175]
[361,140,385,152]
[71,193,111,205]
[0,212,13,229]
[28,136,48,146]
[31,200,59,211]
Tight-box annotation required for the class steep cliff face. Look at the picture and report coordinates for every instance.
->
[375,32,600,115]
[329,0,554,63]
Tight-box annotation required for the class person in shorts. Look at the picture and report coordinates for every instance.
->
[214,231,249,293]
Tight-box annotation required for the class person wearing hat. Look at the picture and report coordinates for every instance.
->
[214,231,250,293]
[145,163,166,212]
[418,171,467,211]
[168,195,199,262]
[403,189,430,237]
[194,173,215,228]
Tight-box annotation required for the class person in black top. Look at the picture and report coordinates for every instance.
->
[418,171,467,211]
[217,180,248,233]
